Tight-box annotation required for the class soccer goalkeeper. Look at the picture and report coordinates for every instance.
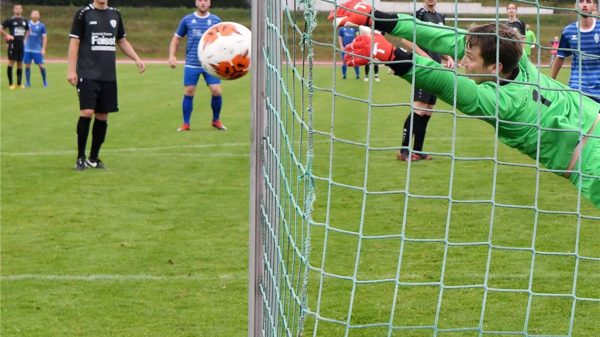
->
[329,0,600,208]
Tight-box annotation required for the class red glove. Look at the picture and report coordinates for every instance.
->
[343,33,395,67]
[328,0,372,28]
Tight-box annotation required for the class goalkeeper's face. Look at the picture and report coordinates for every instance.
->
[461,46,499,84]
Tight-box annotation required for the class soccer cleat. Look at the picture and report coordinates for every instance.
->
[211,120,227,130]
[177,123,190,132]
[364,77,369,82]
[25,82,31,88]
[396,150,410,161]
[412,153,432,161]
[342,75,347,80]
[75,156,86,171]
[85,158,105,169]
[9,84,16,90]
[375,76,381,82]
[19,84,25,89]
[43,81,48,87]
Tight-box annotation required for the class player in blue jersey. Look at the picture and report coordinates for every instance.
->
[168,0,225,131]
[24,10,47,87]
[551,0,600,103]
[338,26,360,79]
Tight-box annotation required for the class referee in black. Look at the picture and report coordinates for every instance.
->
[398,0,454,161]
[68,0,145,170]
[1,4,28,89]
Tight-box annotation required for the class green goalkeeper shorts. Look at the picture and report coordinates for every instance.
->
[568,130,600,209]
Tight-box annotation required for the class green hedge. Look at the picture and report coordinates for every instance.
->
[8,0,250,8]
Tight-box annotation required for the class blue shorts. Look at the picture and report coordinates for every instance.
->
[23,51,44,65]
[183,66,221,87]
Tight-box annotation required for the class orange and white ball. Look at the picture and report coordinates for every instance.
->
[198,22,251,80]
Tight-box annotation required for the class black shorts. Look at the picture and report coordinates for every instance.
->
[77,79,119,113]
[7,42,24,61]
[414,87,437,105]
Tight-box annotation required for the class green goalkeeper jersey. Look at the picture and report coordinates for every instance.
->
[390,14,600,174]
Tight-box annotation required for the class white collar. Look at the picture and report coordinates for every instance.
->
[194,12,210,19]
[576,18,596,33]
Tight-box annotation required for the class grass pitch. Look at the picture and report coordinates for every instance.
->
[1,63,599,336]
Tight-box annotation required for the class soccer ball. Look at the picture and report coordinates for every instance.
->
[198,22,251,80]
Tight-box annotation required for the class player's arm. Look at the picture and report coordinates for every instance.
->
[0,23,14,41]
[399,39,429,58]
[550,57,565,79]
[117,38,145,73]
[41,25,47,55]
[68,9,85,85]
[375,12,466,59]
[328,1,466,59]
[42,34,47,55]
[344,33,497,118]
[113,12,144,72]
[168,34,181,68]
[169,17,187,68]
[67,37,79,86]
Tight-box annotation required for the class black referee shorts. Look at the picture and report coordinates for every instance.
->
[77,78,119,113]
[7,42,24,61]
[414,87,437,105]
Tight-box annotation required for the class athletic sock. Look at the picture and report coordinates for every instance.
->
[354,66,360,78]
[413,114,431,152]
[16,68,22,85]
[7,66,13,86]
[40,67,47,84]
[90,119,108,160]
[402,113,415,149]
[182,95,194,125]
[211,95,222,122]
[25,68,31,85]
[77,116,92,158]
[342,64,347,77]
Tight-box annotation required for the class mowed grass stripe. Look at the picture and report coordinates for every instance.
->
[2,63,598,337]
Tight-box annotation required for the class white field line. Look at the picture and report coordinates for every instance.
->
[0,142,251,157]
[0,273,235,282]
[0,136,484,157]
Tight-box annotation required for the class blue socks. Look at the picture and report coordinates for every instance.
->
[182,95,194,124]
[24,67,48,86]
[25,68,31,85]
[182,95,223,124]
[342,64,347,78]
[211,95,222,122]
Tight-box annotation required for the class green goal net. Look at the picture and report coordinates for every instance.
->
[249,1,600,337]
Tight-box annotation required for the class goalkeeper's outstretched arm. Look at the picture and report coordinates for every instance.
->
[342,33,496,117]
[371,11,467,60]
[329,0,467,59]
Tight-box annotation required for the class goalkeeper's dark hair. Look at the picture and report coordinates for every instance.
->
[466,23,522,75]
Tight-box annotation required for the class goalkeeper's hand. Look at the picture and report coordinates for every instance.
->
[343,32,395,67]
[328,0,372,28]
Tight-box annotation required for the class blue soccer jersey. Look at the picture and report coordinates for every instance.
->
[339,27,358,47]
[557,18,600,98]
[25,21,46,53]
[175,12,221,68]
